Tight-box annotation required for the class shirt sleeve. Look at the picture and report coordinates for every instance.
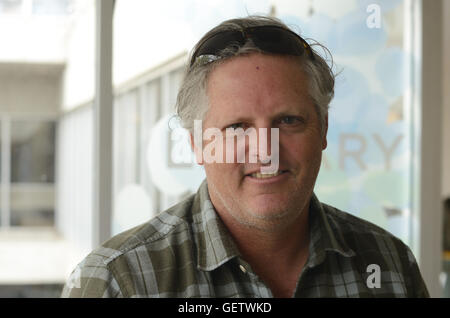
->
[405,246,430,298]
[61,254,123,298]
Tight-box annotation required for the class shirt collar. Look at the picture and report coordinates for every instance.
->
[193,180,240,271]
[192,180,355,272]
[306,193,355,267]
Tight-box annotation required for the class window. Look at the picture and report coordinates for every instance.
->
[11,121,55,183]
[112,0,418,247]
[0,118,56,228]
[0,0,81,291]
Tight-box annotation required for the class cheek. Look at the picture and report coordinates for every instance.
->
[204,162,241,183]
[280,134,324,164]
[204,162,226,176]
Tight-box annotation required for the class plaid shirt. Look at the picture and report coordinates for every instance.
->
[62,180,429,298]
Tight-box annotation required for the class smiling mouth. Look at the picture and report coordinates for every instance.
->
[249,170,288,179]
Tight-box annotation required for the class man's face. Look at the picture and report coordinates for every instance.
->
[198,53,327,231]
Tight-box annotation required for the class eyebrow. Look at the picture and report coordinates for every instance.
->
[219,109,309,127]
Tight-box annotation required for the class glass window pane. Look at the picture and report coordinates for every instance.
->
[10,121,55,183]
[32,0,73,15]
[112,0,420,249]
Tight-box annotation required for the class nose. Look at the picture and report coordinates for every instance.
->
[258,127,272,164]
[248,122,276,165]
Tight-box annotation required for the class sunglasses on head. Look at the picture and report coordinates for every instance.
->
[190,25,315,68]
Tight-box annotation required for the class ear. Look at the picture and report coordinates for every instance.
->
[190,133,204,165]
[322,115,328,150]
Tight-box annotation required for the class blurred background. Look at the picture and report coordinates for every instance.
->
[0,0,448,297]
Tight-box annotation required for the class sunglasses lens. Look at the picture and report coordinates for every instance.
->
[191,26,313,67]
[247,27,305,56]
[193,31,244,65]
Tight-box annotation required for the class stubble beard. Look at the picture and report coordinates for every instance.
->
[207,174,316,233]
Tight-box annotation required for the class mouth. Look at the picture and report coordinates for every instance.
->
[247,170,288,179]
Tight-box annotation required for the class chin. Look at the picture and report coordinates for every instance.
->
[253,187,310,213]
[245,200,297,220]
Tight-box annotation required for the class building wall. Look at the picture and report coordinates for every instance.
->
[0,63,63,115]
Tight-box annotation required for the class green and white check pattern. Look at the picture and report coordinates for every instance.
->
[62,180,429,298]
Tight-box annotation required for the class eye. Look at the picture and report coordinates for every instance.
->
[226,123,245,130]
[278,116,304,126]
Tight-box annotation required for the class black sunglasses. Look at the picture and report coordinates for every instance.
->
[190,25,315,67]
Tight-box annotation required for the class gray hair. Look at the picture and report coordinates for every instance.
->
[175,16,335,135]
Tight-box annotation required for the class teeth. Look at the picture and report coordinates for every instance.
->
[250,171,283,179]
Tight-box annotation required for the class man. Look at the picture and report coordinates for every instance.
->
[62,16,429,298]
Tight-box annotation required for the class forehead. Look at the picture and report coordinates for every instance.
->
[205,53,311,115]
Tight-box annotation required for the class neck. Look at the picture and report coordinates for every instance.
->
[218,201,310,270]
[217,202,310,298]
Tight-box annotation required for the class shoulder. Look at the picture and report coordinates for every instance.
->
[321,203,429,297]
[62,194,196,298]
[103,194,195,259]
[322,203,398,238]
[322,202,411,256]
[96,193,195,263]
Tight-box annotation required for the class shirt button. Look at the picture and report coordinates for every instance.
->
[239,265,247,274]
